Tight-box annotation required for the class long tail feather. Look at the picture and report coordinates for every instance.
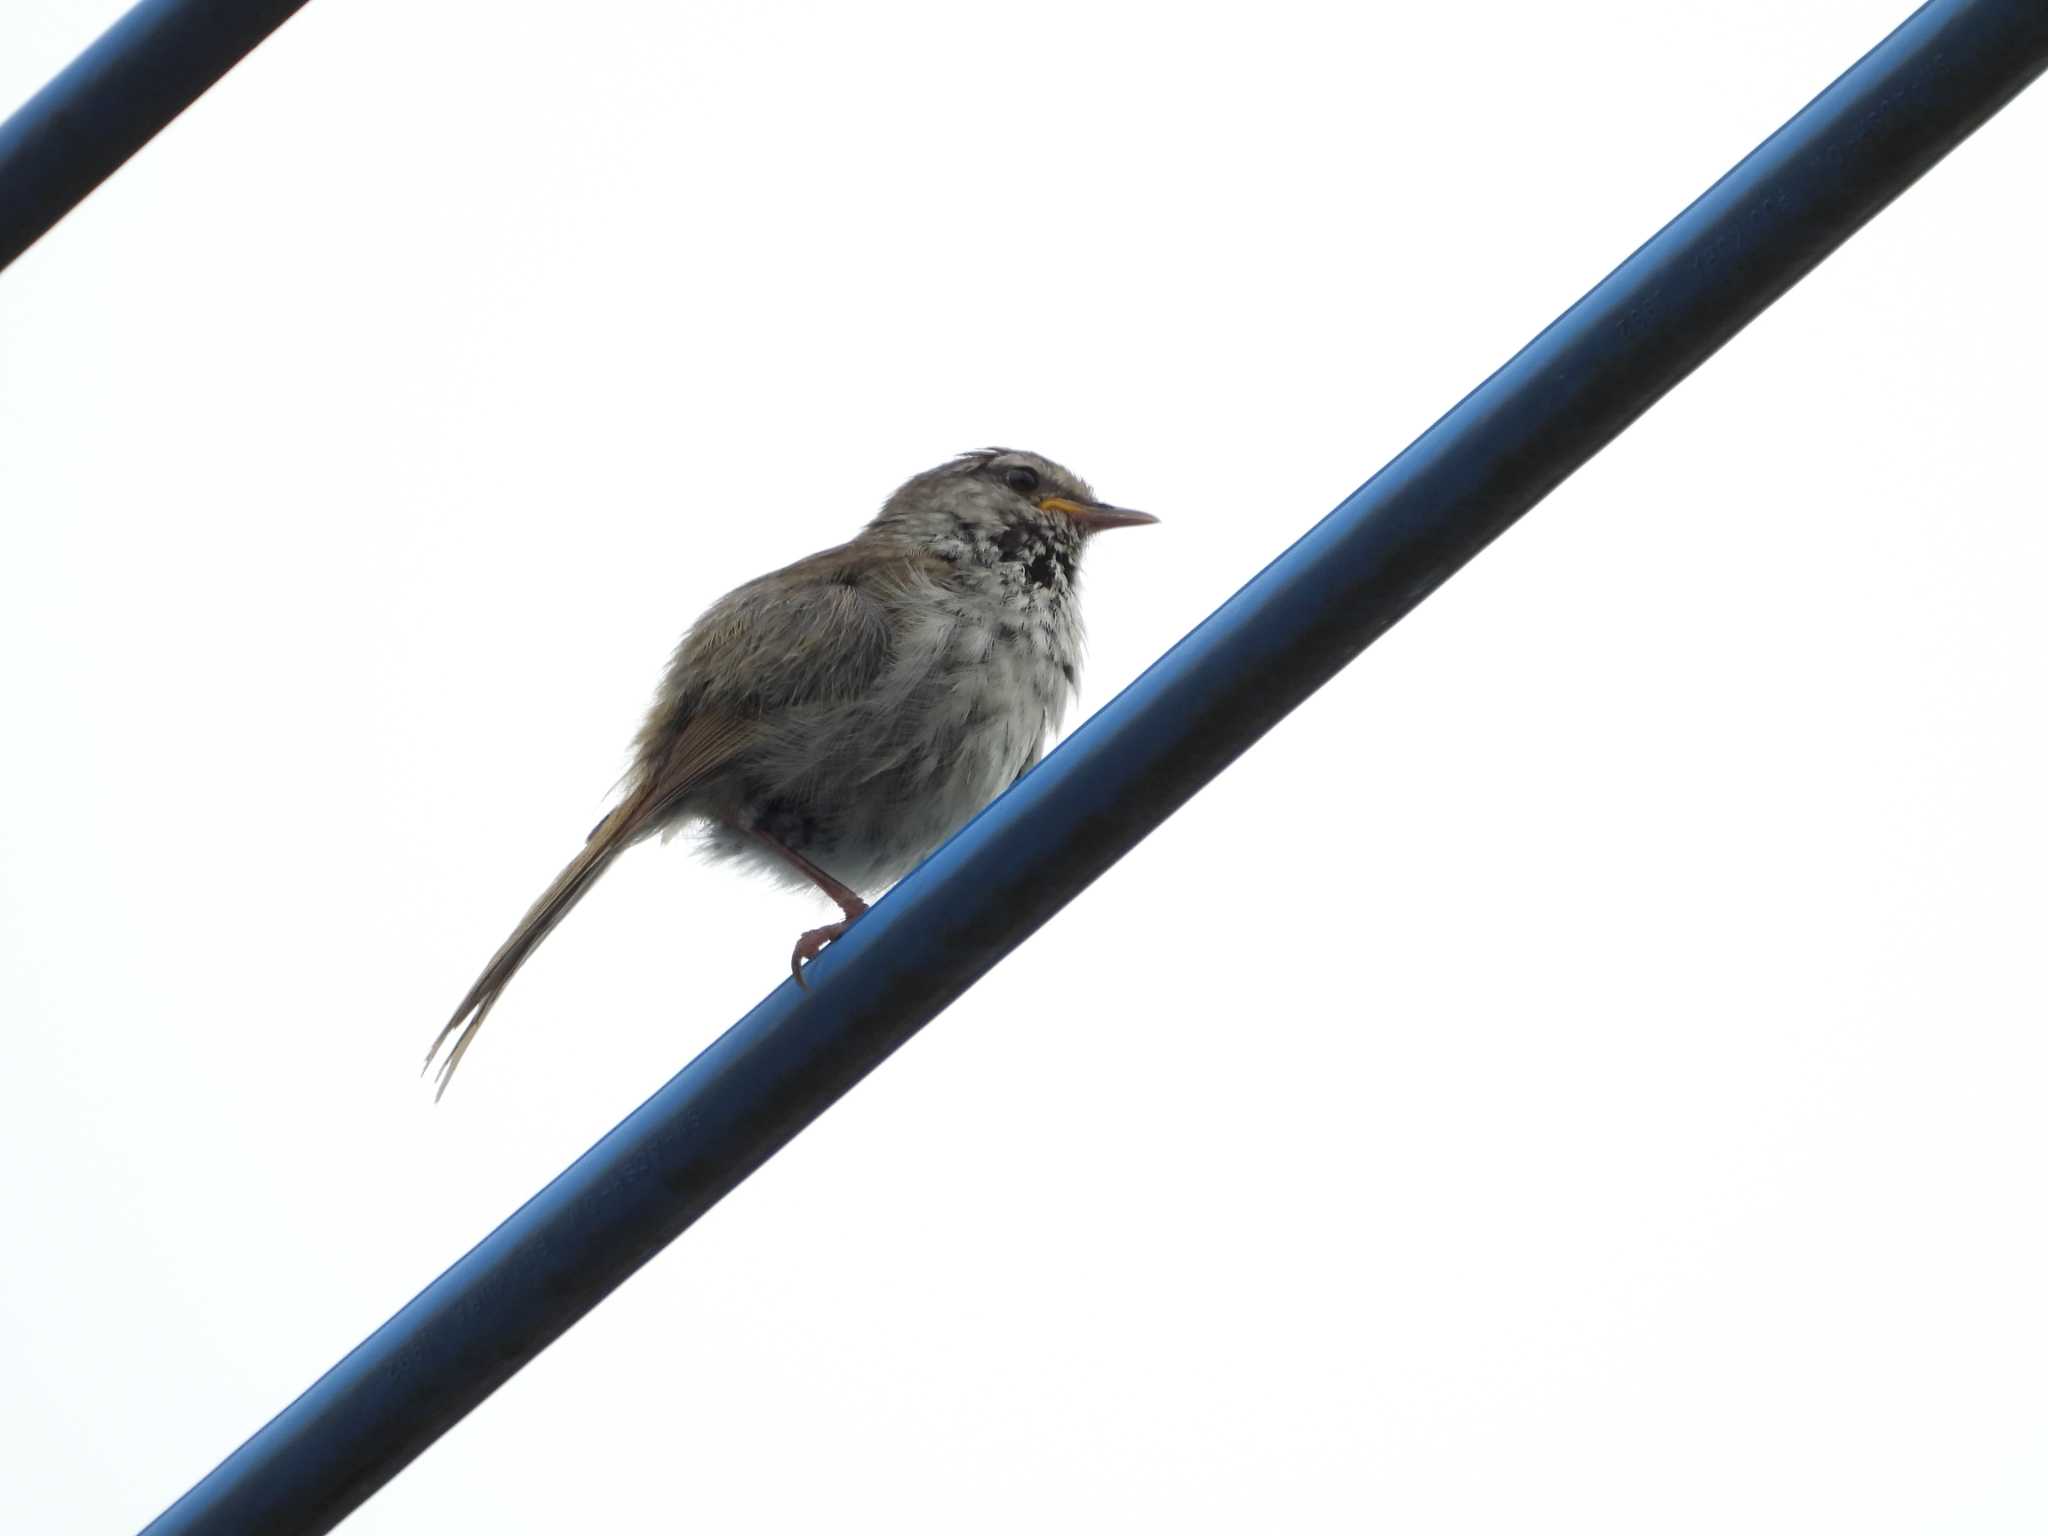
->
[425,791,651,1100]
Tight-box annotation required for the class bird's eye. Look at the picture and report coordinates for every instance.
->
[1003,466,1041,495]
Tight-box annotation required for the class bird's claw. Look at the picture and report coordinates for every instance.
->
[790,917,858,988]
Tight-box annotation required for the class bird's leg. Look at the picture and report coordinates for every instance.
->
[739,824,868,986]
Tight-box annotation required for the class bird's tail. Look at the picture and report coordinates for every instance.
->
[424,788,653,1100]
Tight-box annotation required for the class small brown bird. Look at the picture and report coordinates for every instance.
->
[424,448,1156,1097]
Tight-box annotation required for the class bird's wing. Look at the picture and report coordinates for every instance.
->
[638,544,929,753]
[426,547,932,1098]
[637,708,756,821]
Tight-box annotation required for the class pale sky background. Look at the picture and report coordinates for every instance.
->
[3,1,2045,1531]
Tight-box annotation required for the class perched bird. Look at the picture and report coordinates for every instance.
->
[424,448,1157,1097]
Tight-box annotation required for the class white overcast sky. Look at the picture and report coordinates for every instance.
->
[3,1,2045,1531]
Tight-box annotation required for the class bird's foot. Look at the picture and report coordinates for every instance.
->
[790,903,867,988]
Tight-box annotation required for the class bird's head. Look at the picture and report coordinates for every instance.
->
[868,449,1157,574]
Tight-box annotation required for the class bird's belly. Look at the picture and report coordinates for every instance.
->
[828,658,1055,885]
[702,627,1072,895]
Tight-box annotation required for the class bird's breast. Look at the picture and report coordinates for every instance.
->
[930,586,1079,739]
[869,587,1076,811]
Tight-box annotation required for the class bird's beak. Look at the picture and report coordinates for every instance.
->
[1039,496,1161,534]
